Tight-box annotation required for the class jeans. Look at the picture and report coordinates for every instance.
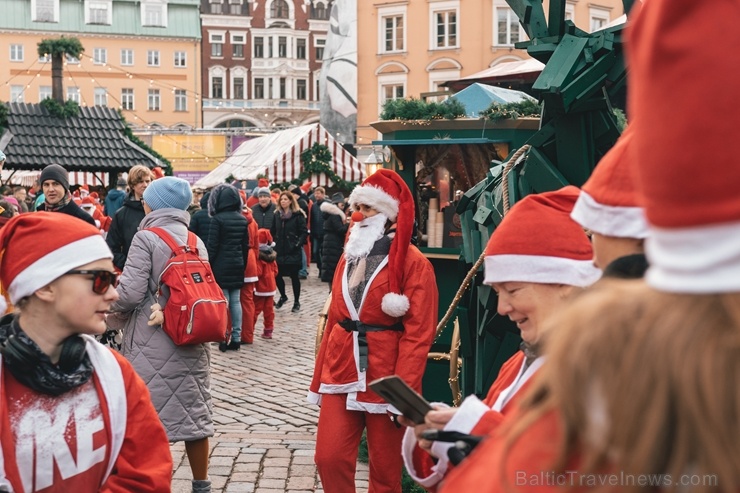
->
[299,248,308,277]
[222,288,242,342]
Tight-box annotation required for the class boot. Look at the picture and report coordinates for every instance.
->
[218,341,228,352]
[275,296,288,309]
[226,340,241,351]
[291,302,301,313]
[192,479,211,493]
[261,329,273,339]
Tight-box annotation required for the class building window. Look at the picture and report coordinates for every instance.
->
[121,88,134,110]
[94,87,108,107]
[148,50,160,66]
[432,5,458,49]
[210,0,222,14]
[229,0,244,15]
[175,89,187,111]
[10,86,24,103]
[39,86,52,102]
[67,86,80,103]
[10,45,23,62]
[121,49,134,66]
[382,15,405,53]
[254,78,264,99]
[231,33,246,58]
[382,83,404,101]
[148,89,161,110]
[211,33,224,57]
[279,77,286,99]
[174,51,187,67]
[268,36,274,58]
[296,79,306,100]
[212,77,224,98]
[311,2,328,20]
[39,53,51,63]
[234,77,245,99]
[278,37,287,58]
[143,3,167,27]
[93,48,107,64]
[66,54,79,64]
[590,6,610,32]
[33,0,59,22]
[87,0,112,25]
[271,0,289,19]
[495,6,521,46]
[296,38,306,59]
[565,2,575,21]
[315,38,325,60]
[254,37,264,58]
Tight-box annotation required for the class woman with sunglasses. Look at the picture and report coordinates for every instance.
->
[110,176,214,493]
[0,212,171,492]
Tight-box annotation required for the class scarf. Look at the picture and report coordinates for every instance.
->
[0,316,93,396]
[44,191,72,212]
[279,208,293,220]
[520,340,540,370]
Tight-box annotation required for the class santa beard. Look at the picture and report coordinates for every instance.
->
[344,213,388,261]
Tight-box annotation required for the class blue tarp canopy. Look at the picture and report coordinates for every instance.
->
[449,83,536,117]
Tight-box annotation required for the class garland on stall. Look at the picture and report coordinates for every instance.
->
[40,98,80,119]
[380,97,467,122]
[479,99,543,123]
[0,103,8,133]
[272,143,359,191]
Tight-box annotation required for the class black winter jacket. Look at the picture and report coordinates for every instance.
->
[105,194,146,271]
[38,199,97,227]
[206,185,249,289]
[311,198,325,238]
[271,209,307,267]
[251,202,276,231]
[188,193,212,243]
[320,201,348,283]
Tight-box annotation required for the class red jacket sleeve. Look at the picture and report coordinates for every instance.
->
[101,352,172,492]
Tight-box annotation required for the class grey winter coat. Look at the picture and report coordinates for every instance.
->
[110,208,214,442]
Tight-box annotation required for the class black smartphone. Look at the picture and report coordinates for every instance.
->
[369,375,433,425]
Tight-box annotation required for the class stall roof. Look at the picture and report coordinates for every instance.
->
[443,58,545,92]
[372,138,502,146]
[195,124,365,188]
[0,102,162,172]
[448,83,536,117]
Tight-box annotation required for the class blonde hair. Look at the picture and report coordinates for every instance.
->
[127,165,154,190]
[506,280,740,493]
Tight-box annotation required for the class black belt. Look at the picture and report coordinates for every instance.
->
[339,319,403,372]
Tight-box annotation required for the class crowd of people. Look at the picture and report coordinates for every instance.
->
[0,2,737,492]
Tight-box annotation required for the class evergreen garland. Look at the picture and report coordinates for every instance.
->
[0,103,8,133]
[275,143,359,191]
[40,98,80,119]
[37,37,84,58]
[380,97,467,122]
[479,99,542,123]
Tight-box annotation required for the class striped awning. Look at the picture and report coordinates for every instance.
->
[1,170,109,188]
[195,124,365,189]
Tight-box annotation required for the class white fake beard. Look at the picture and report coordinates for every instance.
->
[344,213,388,261]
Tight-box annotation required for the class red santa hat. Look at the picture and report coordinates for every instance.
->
[628,0,740,293]
[348,169,415,317]
[300,181,313,194]
[485,186,601,287]
[0,212,112,312]
[570,126,648,239]
[258,178,270,188]
[152,166,165,180]
[257,228,274,247]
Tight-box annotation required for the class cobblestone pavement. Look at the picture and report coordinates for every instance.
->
[170,265,370,493]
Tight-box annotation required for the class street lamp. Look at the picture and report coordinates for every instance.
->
[364,150,383,176]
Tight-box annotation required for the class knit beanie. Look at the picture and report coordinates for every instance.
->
[484,186,601,287]
[142,176,192,211]
[39,164,70,192]
[0,212,112,312]
[256,187,271,197]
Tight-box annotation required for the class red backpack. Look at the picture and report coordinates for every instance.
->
[147,227,230,345]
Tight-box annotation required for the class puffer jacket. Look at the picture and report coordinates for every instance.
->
[251,201,276,230]
[207,184,249,289]
[271,208,308,267]
[106,194,146,271]
[110,208,213,442]
[320,201,348,283]
[188,192,212,243]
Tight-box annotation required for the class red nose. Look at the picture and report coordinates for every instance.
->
[351,211,365,223]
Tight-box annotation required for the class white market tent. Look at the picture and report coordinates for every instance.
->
[195,123,365,189]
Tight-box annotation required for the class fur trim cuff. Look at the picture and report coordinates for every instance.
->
[381,292,409,317]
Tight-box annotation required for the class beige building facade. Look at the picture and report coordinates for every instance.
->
[356,0,626,158]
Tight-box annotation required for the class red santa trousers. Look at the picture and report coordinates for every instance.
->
[253,295,275,329]
[315,393,405,493]
[239,282,256,343]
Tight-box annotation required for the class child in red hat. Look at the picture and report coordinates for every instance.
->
[253,228,278,339]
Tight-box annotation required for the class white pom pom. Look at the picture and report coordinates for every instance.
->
[0,296,7,315]
[381,292,409,318]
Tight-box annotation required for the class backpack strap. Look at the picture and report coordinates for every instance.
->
[146,227,196,256]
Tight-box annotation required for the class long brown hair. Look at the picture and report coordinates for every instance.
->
[277,191,301,214]
[505,280,740,493]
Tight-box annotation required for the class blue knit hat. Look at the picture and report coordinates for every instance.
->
[143,176,192,211]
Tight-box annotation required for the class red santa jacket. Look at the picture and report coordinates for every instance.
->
[308,245,437,413]
[0,336,172,492]
[254,249,278,296]
[403,351,543,490]
[242,208,259,283]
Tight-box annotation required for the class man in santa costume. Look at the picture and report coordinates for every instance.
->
[401,186,600,491]
[0,212,172,492]
[309,169,438,493]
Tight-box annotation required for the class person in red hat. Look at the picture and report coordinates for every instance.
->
[0,212,172,492]
[309,169,438,493]
[239,196,259,344]
[401,186,600,491]
[570,125,649,278]
[253,228,278,339]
